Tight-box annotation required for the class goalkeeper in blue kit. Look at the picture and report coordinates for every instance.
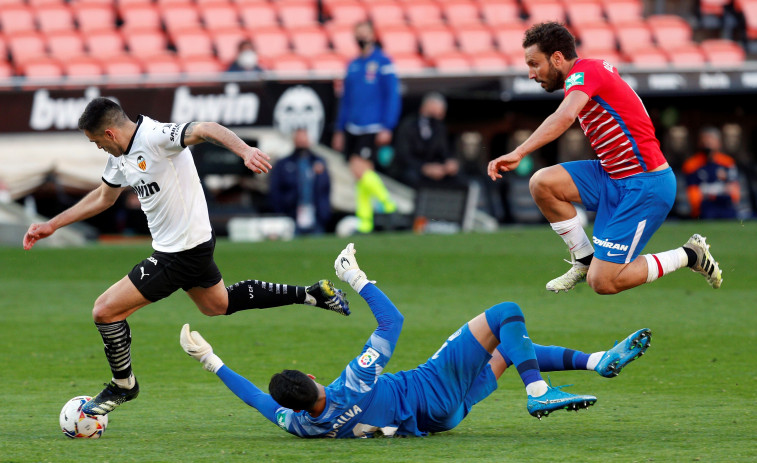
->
[181,244,651,437]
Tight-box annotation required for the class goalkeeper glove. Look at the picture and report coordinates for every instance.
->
[334,243,374,292]
[180,323,224,373]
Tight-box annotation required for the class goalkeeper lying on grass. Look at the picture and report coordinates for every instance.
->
[181,243,651,437]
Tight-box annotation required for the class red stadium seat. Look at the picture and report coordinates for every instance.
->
[143,53,182,76]
[102,55,144,77]
[665,43,705,67]
[277,2,318,28]
[290,27,331,56]
[603,0,643,25]
[8,32,47,66]
[493,23,527,55]
[647,15,693,51]
[0,5,36,35]
[173,29,214,58]
[0,60,13,79]
[117,0,154,6]
[181,55,224,75]
[250,27,290,59]
[565,0,604,27]
[468,50,509,71]
[308,52,348,73]
[210,29,249,65]
[573,22,616,52]
[239,4,278,29]
[579,47,624,65]
[156,0,194,6]
[22,57,64,79]
[744,0,757,40]
[432,51,471,72]
[124,30,169,59]
[391,52,426,73]
[417,25,456,58]
[479,0,521,26]
[325,0,368,25]
[119,5,162,31]
[367,2,406,28]
[200,3,240,31]
[522,0,565,25]
[269,53,309,73]
[0,0,25,5]
[63,56,104,78]
[84,30,125,58]
[627,46,668,68]
[404,1,444,26]
[699,38,745,65]
[326,23,361,58]
[614,21,653,54]
[455,24,495,54]
[161,4,201,33]
[47,31,86,60]
[73,4,117,32]
[442,1,482,27]
[378,25,417,56]
[700,0,730,16]
[35,4,75,32]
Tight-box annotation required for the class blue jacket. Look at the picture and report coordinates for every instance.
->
[268,149,331,229]
[336,47,401,134]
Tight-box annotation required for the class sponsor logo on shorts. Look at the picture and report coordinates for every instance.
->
[358,347,380,368]
[593,237,629,252]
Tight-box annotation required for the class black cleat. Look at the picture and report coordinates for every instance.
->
[82,379,139,415]
[306,279,350,316]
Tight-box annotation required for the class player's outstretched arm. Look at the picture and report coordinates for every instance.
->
[22,182,123,250]
[181,121,272,174]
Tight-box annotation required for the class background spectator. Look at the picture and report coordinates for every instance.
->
[269,128,331,235]
[683,126,741,219]
[227,39,263,74]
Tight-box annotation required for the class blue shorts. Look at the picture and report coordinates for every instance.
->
[410,323,498,433]
[562,160,676,264]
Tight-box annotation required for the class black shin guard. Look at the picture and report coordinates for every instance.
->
[225,280,306,315]
[95,320,132,380]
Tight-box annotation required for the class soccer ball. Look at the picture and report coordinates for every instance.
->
[59,396,108,439]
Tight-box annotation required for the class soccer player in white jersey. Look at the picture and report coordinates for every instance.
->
[488,22,722,295]
[180,244,652,437]
[22,97,350,415]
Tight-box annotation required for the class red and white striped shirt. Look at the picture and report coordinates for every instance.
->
[564,59,667,179]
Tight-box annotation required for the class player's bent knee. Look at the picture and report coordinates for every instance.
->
[586,274,621,295]
[484,302,524,342]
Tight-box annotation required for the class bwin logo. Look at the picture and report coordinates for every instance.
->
[133,180,161,198]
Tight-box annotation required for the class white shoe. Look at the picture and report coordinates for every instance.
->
[683,234,722,289]
[546,255,588,293]
[334,243,372,292]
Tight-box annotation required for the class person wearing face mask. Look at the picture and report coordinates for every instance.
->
[682,126,741,219]
[227,39,263,74]
[331,21,400,234]
[391,92,461,187]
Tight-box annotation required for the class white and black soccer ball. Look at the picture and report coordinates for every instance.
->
[59,396,108,439]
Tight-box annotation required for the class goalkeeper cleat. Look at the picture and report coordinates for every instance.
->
[546,254,588,293]
[527,384,596,420]
[595,328,651,378]
[683,234,722,289]
[82,379,140,415]
[306,279,350,316]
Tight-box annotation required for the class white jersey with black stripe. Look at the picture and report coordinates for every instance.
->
[101,115,212,253]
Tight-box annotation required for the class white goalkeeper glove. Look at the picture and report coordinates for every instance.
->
[180,323,224,373]
[334,243,374,293]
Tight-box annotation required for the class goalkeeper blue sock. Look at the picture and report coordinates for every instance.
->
[485,302,543,392]
[498,344,591,371]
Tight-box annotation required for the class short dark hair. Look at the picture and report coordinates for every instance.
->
[269,370,318,411]
[522,22,577,60]
[78,97,129,133]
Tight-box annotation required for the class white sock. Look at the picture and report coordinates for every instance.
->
[550,215,593,262]
[113,374,135,390]
[526,380,549,397]
[644,248,688,283]
[200,353,224,374]
[586,352,605,370]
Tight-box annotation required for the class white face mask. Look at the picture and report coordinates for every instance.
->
[237,50,258,70]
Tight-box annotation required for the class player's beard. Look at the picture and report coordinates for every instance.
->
[542,63,566,93]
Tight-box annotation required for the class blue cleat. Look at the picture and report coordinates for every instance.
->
[307,279,350,316]
[595,328,651,378]
[527,384,597,420]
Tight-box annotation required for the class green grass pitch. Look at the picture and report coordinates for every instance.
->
[1,221,755,462]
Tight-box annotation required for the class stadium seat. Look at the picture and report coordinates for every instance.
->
[700,38,746,65]
[277,2,318,28]
[573,22,616,52]
[173,29,215,58]
[432,51,471,72]
[73,4,117,33]
[367,2,406,28]
[744,0,757,40]
[200,3,241,31]
[700,0,730,16]
[46,31,86,60]
[231,0,270,4]
[0,0,25,5]
[269,53,309,73]
[325,0,368,25]
[250,27,290,59]
[647,15,693,51]
[181,55,224,76]
[455,24,495,54]
[63,56,104,79]
[290,27,331,56]
[119,5,162,31]
[416,25,456,58]
[441,1,482,27]
[378,25,418,56]
[626,46,668,68]
[35,4,75,32]
[578,46,623,65]
[603,0,643,25]
[404,1,444,26]
[390,52,426,73]
[210,29,249,65]
[614,21,654,54]
[479,0,521,26]
[0,60,13,79]
[308,52,348,73]
[468,50,509,71]
[522,0,565,25]
[156,0,194,6]
[161,4,202,33]
[665,43,705,67]
[84,30,125,58]
[117,0,155,6]
[493,23,527,55]
[124,30,169,59]
[326,23,361,58]
[102,55,144,77]
[565,0,604,26]
[8,32,47,66]
[143,53,182,77]
[239,4,278,29]
[0,5,36,34]
[22,57,64,79]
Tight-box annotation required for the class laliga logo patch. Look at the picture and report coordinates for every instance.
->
[137,156,147,171]
[358,347,380,368]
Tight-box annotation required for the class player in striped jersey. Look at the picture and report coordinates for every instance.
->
[487,22,722,294]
